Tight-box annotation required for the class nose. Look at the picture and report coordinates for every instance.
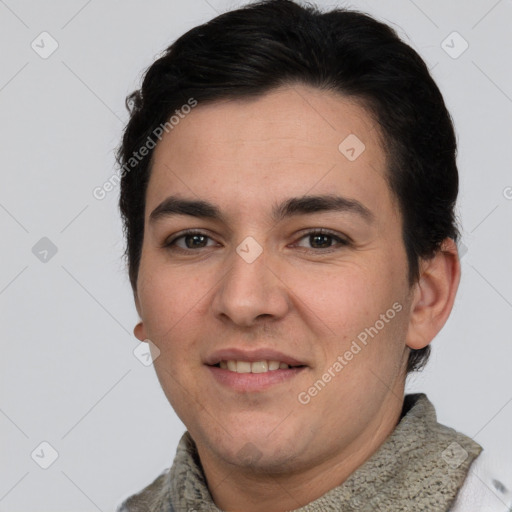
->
[211,241,291,328]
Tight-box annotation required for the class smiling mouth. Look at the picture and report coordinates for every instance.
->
[210,360,307,373]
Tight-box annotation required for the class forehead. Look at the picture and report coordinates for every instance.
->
[146,84,397,225]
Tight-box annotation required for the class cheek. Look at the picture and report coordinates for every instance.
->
[294,263,408,369]
[137,263,206,343]
[139,267,209,404]
[292,265,390,331]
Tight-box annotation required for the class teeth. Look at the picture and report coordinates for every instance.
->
[218,360,293,373]
[237,361,252,373]
[268,360,280,371]
[251,361,268,373]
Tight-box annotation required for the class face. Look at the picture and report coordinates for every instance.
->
[134,84,415,476]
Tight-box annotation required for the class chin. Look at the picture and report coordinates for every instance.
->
[218,442,303,474]
[202,424,303,470]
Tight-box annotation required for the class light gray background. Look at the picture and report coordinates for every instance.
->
[1,0,511,510]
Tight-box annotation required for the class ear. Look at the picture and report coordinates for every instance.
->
[406,238,461,350]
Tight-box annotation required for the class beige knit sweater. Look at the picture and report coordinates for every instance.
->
[117,393,482,511]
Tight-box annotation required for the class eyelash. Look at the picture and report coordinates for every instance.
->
[162,228,350,254]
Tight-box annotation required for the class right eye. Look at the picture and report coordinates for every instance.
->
[163,230,218,252]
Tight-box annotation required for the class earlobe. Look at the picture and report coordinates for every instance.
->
[133,290,147,341]
[134,321,148,342]
[406,238,461,350]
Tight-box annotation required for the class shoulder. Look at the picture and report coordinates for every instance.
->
[451,450,512,512]
[115,468,173,512]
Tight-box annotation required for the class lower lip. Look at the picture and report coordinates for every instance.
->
[206,365,306,392]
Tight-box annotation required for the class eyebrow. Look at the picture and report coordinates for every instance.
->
[149,194,374,225]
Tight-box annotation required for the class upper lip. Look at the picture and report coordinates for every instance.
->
[204,348,307,367]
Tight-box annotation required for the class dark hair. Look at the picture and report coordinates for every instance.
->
[117,0,459,374]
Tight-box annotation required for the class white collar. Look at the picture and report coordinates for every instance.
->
[451,450,512,511]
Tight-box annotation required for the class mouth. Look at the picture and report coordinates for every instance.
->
[209,360,307,373]
[204,349,308,392]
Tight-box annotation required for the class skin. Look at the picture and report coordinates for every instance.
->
[133,84,460,512]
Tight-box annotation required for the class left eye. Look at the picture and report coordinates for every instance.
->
[294,230,349,250]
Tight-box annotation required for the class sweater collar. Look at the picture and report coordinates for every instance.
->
[169,393,482,511]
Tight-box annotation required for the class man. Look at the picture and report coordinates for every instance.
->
[115,1,511,510]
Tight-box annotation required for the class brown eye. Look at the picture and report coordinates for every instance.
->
[181,233,209,249]
[294,229,349,252]
[164,230,217,251]
[309,233,335,249]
